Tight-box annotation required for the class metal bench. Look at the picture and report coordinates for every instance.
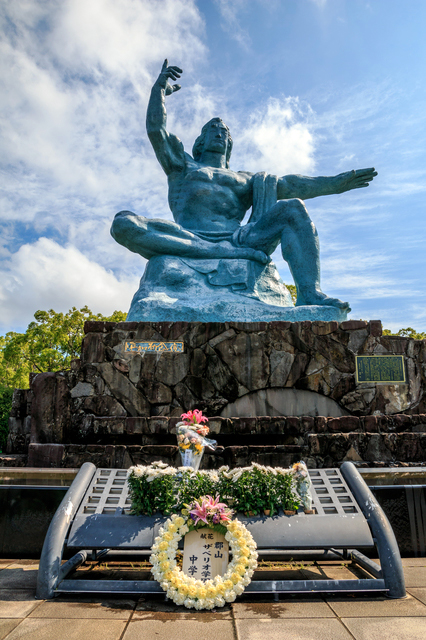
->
[36,461,406,599]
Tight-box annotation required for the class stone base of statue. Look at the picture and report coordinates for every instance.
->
[126,255,348,323]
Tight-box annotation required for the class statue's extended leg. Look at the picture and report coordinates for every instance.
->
[278,200,350,310]
[111,211,269,263]
[241,200,350,311]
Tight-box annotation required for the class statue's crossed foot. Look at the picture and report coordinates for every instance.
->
[217,241,271,264]
[296,289,351,312]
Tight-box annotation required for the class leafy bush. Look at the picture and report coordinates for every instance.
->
[127,462,301,516]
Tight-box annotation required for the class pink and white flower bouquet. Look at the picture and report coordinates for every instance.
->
[176,410,217,471]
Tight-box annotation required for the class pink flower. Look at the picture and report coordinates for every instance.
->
[189,499,209,525]
[204,495,228,511]
[181,409,208,425]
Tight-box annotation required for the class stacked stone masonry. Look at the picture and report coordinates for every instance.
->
[5,320,426,468]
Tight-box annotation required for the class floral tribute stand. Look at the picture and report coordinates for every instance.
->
[36,411,406,602]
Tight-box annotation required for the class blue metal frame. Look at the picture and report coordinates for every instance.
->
[37,462,406,600]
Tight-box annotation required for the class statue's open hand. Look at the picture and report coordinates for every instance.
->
[157,59,182,96]
[334,168,378,194]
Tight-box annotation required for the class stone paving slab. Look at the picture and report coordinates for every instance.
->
[235,617,353,639]
[407,587,426,605]
[29,597,136,619]
[326,593,426,617]
[122,618,236,639]
[133,600,232,620]
[232,600,334,618]
[0,619,20,640]
[0,565,38,590]
[1,557,426,640]
[401,567,426,588]
[401,558,426,567]
[0,617,127,640]
[341,616,426,640]
[0,590,41,618]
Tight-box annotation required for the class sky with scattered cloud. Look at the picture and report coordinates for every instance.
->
[1,0,426,334]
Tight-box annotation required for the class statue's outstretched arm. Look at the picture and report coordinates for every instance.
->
[146,60,185,175]
[277,168,377,201]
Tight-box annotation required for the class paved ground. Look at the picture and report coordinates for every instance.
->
[1,557,426,639]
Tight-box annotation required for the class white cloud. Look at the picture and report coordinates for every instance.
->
[214,0,251,50]
[0,238,139,332]
[0,0,206,214]
[232,97,316,175]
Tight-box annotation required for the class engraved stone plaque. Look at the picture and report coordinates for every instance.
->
[124,341,184,353]
[182,529,229,581]
[356,355,406,384]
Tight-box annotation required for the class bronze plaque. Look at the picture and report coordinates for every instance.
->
[356,355,406,384]
[124,341,184,353]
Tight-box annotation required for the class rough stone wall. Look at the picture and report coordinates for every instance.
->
[6,319,426,468]
[24,413,426,469]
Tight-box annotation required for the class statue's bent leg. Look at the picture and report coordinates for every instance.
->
[240,200,350,311]
[111,211,269,263]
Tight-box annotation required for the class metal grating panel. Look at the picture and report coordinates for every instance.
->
[75,468,363,518]
[75,469,132,516]
[309,468,363,516]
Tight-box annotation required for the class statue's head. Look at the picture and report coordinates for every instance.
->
[192,118,233,168]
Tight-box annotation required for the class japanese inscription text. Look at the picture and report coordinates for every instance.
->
[125,341,184,353]
[356,355,406,384]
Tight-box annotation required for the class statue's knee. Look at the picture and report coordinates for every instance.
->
[288,198,310,223]
[111,210,134,241]
[275,199,307,225]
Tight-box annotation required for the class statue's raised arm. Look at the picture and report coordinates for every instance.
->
[146,60,186,176]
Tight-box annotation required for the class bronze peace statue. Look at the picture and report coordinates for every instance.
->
[111,60,377,322]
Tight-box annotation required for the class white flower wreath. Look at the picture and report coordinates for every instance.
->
[150,513,258,609]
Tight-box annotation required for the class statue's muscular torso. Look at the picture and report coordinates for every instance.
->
[167,155,253,234]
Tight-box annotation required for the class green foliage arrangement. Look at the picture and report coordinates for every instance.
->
[127,461,301,517]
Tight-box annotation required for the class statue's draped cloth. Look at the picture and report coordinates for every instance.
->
[180,172,279,292]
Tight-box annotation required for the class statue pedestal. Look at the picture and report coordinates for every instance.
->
[6,319,426,471]
[127,255,348,323]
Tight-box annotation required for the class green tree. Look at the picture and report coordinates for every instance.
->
[0,387,14,452]
[0,307,126,390]
[285,284,297,305]
[383,327,426,340]
[0,307,126,451]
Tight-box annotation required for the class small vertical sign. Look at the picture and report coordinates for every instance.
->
[182,529,229,581]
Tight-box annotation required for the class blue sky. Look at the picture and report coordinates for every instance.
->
[1,0,425,334]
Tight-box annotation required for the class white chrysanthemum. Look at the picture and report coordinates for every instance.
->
[151,461,169,469]
[214,595,226,607]
[224,590,237,602]
[174,593,186,605]
[218,465,229,472]
[184,597,196,609]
